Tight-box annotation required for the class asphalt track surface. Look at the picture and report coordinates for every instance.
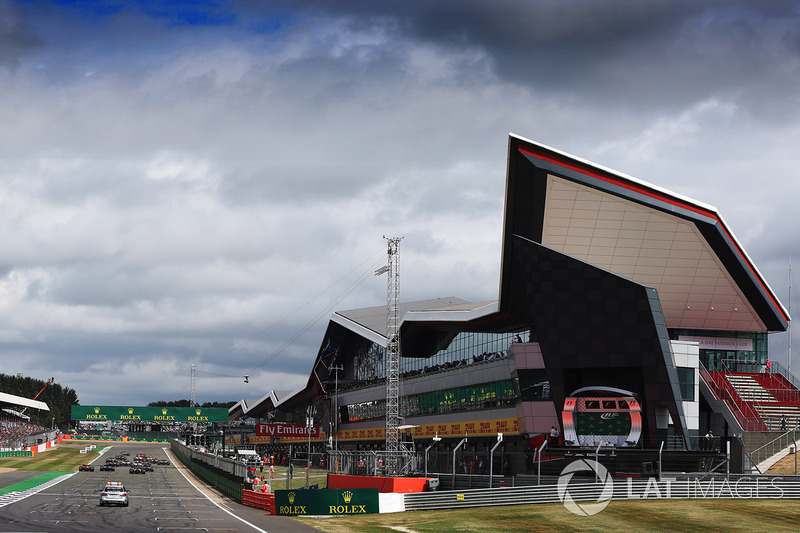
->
[0,442,321,533]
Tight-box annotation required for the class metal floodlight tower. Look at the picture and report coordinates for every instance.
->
[383,236,403,471]
[190,363,196,407]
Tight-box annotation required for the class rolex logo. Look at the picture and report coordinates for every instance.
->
[288,492,296,504]
[94,407,100,414]
[128,407,134,414]
[162,408,168,415]
[196,409,201,415]
[343,490,353,503]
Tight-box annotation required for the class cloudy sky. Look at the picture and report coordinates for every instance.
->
[2,1,799,407]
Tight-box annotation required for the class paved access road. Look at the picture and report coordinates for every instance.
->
[0,442,320,533]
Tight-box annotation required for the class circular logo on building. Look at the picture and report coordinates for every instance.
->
[557,459,614,516]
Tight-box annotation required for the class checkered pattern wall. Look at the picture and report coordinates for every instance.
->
[510,234,687,444]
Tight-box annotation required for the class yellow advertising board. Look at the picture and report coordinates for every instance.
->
[248,417,518,443]
[337,417,519,441]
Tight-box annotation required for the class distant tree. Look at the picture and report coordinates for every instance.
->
[0,373,80,429]
[200,401,236,408]
[148,400,191,407]
[147,400,235,408]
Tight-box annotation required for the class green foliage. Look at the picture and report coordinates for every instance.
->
[0,373,79,429]
[148,400,235,408]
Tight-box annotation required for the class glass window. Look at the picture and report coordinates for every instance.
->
[677,367,695,401]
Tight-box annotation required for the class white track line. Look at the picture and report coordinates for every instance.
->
[164,447,270,533]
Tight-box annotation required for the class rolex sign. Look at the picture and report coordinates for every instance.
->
[274,488,378,516]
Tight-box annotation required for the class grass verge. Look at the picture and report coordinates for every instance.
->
[293,498,800,533]
[0,445,104,472]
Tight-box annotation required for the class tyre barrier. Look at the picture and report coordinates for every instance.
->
[241,489,276,514]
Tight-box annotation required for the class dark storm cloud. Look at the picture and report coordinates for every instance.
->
[0,0,39,65]
[271,0,800,118]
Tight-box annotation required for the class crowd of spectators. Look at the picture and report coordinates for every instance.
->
[72,420,212,437]
[404,351,509,379]
[1,416,47,450]
[338,350,509,394]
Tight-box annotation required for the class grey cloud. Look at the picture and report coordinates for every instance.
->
[0,0,39,66]
[270,1,800,119]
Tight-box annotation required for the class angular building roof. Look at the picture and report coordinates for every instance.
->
[498,133,788,333]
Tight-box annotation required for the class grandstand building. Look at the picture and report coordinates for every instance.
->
[230,134,789,474]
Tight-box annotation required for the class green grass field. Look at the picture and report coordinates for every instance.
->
[0,445,104,472]
[294,498,800,532]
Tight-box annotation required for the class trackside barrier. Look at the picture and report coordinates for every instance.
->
[171,446,243,502]
[241,489,276,514]
[403,474,800,511]
[171,439,247,478]
[26,436,61,456]
[67,435,171,443]
[0,451,32,457]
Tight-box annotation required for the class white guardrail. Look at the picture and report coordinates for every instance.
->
[403,475,800,511]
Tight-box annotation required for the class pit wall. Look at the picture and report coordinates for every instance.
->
[170,440,243,502]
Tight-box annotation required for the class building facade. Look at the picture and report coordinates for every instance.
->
[230,134,788,473]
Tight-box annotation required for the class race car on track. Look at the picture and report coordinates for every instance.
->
[79,464,95,472]
[100,464,115,471]
[129,466,146,474]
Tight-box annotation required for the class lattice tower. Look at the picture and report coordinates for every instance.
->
[384,236,402,466]
[190,363,196,407]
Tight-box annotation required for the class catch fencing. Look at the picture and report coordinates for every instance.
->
[171,439,247,478]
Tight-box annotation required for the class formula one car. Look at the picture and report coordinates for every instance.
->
[79,464,95,472]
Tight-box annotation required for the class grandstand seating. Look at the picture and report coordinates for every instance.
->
[0,419,48,450]
[703,371,800,432]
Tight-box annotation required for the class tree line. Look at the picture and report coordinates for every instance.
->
[147,400,236,408]
[0,373,79,429]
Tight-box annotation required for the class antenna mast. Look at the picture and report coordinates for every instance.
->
[384,236,402,471]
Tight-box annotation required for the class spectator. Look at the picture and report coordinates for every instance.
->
[704,429,714,451]
[549,425,560,446]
